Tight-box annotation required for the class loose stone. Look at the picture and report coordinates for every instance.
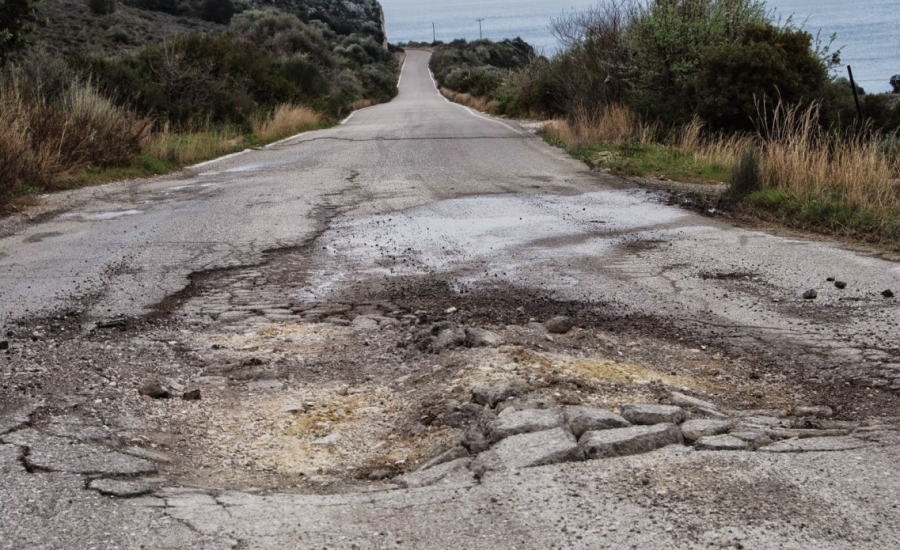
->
[490,409,564,442]
[465,327,504,347]
[544,316,575,334]
[729,430,773,449]
[759,436,867,453]
[433,328,467,351]
[620,404,685,425]
[564,406,631,438]
[580,424,683,459]
[471,379,526,407]
[834,281,847,289]
[694,434,750,451]
[669,392,719,413]
[883,289,894,298]
[802,289,818,299]
[680,419,733,443]
[181,389,201,401]
[492,428,583,469]
[138,382,170,400]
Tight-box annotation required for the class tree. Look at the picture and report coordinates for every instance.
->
[696,23,833,132]
[0,0,38,66]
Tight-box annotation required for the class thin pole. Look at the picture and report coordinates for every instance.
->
[847,66,863,125]
[476,18,484,40]
[432,22,436,43]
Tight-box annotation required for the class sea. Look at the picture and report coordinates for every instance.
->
[380,0,898,93]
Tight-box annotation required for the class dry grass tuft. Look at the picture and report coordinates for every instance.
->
[756,102,900,217]
[440,88,499,113]
[252,104,323,143]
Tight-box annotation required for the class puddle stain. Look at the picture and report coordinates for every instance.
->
[23,231,64,244]
[58,209,144,221]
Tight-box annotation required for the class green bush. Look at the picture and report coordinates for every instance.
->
[696,23,832,132]
[0,0,39,66]
[78,33,306,128]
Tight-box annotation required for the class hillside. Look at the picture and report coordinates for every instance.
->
[23,0,387,60]
[25,0,222,59]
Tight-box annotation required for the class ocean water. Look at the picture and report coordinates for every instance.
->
[381,0,898,92]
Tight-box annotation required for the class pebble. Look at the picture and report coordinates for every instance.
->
[883,289,894,298]
[834,281,847,289]
[802,289,817,300]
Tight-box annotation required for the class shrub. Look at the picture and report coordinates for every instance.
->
[0,0,39,66]
[696,23,832,132]
[85,0,117,15]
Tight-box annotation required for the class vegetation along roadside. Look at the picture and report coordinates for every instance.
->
[0,0,400,210]
[415,0,900,248]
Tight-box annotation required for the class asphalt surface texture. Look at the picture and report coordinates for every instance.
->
[1,50,900,549]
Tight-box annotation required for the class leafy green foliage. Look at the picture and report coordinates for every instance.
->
[696,23,831,132]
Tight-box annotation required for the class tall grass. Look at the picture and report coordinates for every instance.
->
[440,88,499,113]
[0,78,150,203]
[251,104,323,142]
[544,106,655,147]
[756,102,900,218]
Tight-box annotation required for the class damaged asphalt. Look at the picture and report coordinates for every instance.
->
[1,50,900,549]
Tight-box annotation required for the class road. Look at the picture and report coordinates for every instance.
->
[1,50,900,549]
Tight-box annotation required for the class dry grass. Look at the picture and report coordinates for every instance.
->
[0,78,150,204]
[251,104,323,143]
[440,88,498,113]
[144,123,246,166]
[350,99,375,111]
[756,103,900,218]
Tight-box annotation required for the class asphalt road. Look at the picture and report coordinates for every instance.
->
[2,50,900,549]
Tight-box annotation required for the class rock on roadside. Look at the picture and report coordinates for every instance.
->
[544,316,575,334]
[620,404,685,425]
[565,406,631,438]
[694,434,750,451]
[490,409,565,442]
[580,424,683,459]
[492,428,583,469]
[681,419,733,443]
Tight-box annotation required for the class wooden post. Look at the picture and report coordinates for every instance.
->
[847,66,863,125]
